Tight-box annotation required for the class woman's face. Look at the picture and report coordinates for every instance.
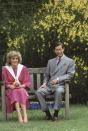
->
[10,56,19,67]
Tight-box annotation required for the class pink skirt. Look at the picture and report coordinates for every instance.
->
[6,88,29,113]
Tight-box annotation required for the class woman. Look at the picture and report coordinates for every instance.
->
[2,51,31,123]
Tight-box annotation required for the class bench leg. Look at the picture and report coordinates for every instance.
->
[65,83,70,119]
[1,85,7,120]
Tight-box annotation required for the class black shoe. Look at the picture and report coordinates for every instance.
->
[52,110,58,121]
[52,115,58,121]
[44,110,53,120]
[45,115,53,120]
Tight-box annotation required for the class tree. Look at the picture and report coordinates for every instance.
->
[0,0,88,103]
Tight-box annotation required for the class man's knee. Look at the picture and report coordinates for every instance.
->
[36,88,44,96]
[35,89,41,96]
[55,87,64,95]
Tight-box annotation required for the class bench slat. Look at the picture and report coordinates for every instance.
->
[30,74,34,92]
[37,74,41,89]
[28,68,46,74]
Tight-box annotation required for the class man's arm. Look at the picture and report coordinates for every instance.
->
[58,60,75,83]
[40,60,50,88]
[43,60,50,84]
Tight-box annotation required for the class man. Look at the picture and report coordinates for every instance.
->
[36,42,75,121]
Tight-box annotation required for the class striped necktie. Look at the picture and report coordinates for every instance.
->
[57,57,61,65]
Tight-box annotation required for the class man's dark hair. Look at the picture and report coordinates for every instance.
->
[54,42,64,48]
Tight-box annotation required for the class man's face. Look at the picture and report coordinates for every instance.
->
[54,45,64,57]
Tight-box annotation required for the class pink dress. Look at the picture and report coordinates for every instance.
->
[2,65,31,113]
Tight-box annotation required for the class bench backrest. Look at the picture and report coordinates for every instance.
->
[29,67,46,92]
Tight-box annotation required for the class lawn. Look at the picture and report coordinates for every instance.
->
[0,105,88,131]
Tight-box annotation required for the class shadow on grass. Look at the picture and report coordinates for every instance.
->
[0,105,87,123]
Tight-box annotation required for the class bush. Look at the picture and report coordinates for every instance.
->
[0,0,88,103]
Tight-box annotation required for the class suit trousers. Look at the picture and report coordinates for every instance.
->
[36,84,64,111]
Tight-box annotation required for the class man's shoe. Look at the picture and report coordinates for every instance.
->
[52,113,58,121]
[52,110,59,121]
[52,116,58,121]
[45,115,53,120]
[44,110,53,120]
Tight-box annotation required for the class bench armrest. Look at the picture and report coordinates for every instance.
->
[1,84,7,120]
[64,80,70,83]
[64,80,70,119]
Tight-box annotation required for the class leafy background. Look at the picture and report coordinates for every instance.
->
[0,0,88,103]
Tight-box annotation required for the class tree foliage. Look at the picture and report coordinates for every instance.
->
[0,0,88,103]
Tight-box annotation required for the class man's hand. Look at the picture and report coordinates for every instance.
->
[50,79,58,85]
[40,83,46,88]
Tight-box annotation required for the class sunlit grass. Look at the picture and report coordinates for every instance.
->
[0,105,88,131]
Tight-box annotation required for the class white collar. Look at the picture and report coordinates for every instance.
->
[5,64,23,80]
[56,54,65,60]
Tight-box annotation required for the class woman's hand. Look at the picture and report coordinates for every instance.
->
[13,80,20,87]
[19,84,25,88]
[9,84,15,89]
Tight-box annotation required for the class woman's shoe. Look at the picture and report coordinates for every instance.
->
[19,118,24,123]
[23,117,28,123]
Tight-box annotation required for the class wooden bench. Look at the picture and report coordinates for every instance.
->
[1,67,70,120]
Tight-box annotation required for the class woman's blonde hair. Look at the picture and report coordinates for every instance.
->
[6,51,22,65]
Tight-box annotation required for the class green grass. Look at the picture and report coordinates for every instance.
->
[0,105,88,131]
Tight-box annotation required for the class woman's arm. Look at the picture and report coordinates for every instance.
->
[2,67,15,89]
[19,66,32,88]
